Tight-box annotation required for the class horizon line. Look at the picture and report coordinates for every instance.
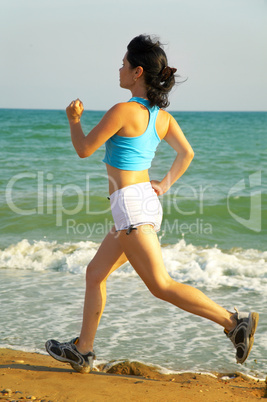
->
[0,107,266,113]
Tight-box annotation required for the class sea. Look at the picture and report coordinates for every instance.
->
[0,108,266,380]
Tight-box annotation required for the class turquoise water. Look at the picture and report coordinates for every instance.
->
[0,108,266,378]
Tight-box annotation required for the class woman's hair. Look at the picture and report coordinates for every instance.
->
[127,34,176,108]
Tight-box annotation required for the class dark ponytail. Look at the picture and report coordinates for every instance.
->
[127,35,176,108]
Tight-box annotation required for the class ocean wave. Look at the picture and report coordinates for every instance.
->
[0,238,266,291]
[0,239,98,274]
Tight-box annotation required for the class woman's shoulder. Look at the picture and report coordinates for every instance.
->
[158,108,172,124]
[106,102,172,127]
[102,102,132,122]
[106,101,137,115]
[107,100,151,120]
[107,101,129,112]
[155,109,172,140]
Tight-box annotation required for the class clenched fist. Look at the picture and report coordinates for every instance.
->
[66,99,84,123]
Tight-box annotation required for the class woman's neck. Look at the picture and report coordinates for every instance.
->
[130,83,148,99]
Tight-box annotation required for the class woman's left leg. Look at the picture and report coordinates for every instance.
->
[117,225,235,331]
[117,225,259,364]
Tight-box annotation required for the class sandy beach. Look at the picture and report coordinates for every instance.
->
[0,349,265,402]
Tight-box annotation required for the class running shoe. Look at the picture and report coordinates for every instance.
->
[45,337,95,373]
[224,308,259,364]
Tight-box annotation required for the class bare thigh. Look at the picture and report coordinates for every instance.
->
[117,225,172,295]
[86,226,128,284]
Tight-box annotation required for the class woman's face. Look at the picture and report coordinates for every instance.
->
[119,53,134,89]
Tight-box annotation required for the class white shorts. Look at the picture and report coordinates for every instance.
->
[110,182,163,233]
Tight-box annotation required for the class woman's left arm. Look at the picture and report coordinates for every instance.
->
[66,99,123,158]
[151,114,194,195]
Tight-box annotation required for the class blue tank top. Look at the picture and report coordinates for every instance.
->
[102,97,161,171]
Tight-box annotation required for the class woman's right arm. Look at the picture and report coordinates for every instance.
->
[66,100,124,158]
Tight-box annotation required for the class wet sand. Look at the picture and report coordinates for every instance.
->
[0,349,266,401]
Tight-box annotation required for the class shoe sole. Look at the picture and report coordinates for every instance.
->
[239,312,259,364]
[70,361,92,374]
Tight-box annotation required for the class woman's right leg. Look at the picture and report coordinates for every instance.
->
[76,226,127,354]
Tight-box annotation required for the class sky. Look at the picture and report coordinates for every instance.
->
[1,0,267,111]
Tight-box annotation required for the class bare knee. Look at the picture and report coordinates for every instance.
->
[85,261,106,288]
[148,277,175,301]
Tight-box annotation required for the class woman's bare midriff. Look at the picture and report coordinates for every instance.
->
[106,164,150,195]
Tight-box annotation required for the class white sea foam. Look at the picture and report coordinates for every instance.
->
[161,240,267,291]
[0,238,266,291]
[0,238,98,274]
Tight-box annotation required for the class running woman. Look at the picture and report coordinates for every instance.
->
[46,35,259,373]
